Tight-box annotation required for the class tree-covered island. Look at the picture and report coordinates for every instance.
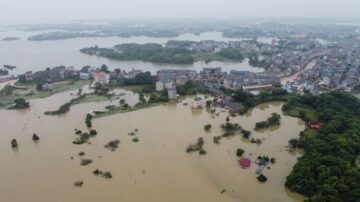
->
[80,40,245,65]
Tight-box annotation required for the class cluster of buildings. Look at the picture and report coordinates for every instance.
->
[154,67,278,113]
[18,66,78,83]
[17,65,149,88]
[155,68,278,94]
[284,46,360,94]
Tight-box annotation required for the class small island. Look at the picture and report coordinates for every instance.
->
[80,40,245,65]
[1,37,20,41]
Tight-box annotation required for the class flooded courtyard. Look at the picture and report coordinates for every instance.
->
[0,88,305,202]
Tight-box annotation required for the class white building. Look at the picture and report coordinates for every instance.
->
[167,88,177,99]
[94,72,110,85]
[191,97,204,108]
[164,80,175,89]
[156,81,164,91]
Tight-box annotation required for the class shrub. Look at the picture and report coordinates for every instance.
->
[75,130,82,135]
[236,148,245,157]
[89,129,97,136]
[32,133,40,141]
[132,137,139,142]
[80,159,93,166]
[199,149,207,155]
[204,124,212,131]
[257,174,267,182]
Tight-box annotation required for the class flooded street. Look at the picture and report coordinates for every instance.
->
[0,89,305,202]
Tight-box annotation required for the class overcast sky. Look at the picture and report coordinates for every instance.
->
[1,0,360,25]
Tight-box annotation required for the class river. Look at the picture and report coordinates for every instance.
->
[0,30,266,75]
[0,86,305,202]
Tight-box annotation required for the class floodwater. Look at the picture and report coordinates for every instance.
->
[0,30,264,75]
[0,87,306,202]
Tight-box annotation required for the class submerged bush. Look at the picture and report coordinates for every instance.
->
[236,148,245,157]
[257,174,267,182]
[204,124,212,131]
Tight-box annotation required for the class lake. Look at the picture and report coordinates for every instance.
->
[0,30,265,75]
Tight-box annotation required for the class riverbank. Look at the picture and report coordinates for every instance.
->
[0,80,90,109]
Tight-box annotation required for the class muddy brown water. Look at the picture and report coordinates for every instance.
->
[0,89,305,202]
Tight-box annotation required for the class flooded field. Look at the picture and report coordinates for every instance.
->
[0,89,305,202]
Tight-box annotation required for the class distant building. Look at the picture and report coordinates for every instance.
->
[49,66,66,80]
[32,71,48,82]
[155,80,175,91]
[128,68,143,79]
[167,88,177,99]
[200,67,223,82]
[156,81,165,91]
[94,71,110,85]
[191,97,203,108]
[79,66,91,80]
[0,74,14,83]
[222,97,244,114]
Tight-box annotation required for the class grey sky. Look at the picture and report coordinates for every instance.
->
[1,0,360,25]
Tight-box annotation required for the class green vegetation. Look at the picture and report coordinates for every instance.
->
[206,100,212,108]
[81,42,247,65]
[217,48,244,61]
[32,133,40,141]
[220,122,251,139]
[186,137,205,154]
[120,72,156,86]
[148,90,169,103]
[93,169,112,179]
[104,139,120,151]
[283,92,360,201]
[8,98,30,109]
[72,132,93,145]
[132,137,139,142]
[0,68,9,75]
[204,124,212,131]
[220,87,288,114]
[0,80,89,109]
[80,159,93,166]
[236,148,245,157]
[81,43,194,64]
[11,139,18,148]
[254,113,281,130]
[257,174,268,182]
[282,103,318,122]
[85,114,93,128]
[176,80,208,95]
[89,129,97,136]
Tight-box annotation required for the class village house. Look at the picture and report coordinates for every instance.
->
[167,88,177,99]
[191,97,204,108]
[94,71,110,85]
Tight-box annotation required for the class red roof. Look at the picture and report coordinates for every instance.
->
[308,120,321,129]
[95,71,107,77]
[239,157,251,169]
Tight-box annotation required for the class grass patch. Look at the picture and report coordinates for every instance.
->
[302,128,318,138]
[121,85,147,93]
[284,104,318,121]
